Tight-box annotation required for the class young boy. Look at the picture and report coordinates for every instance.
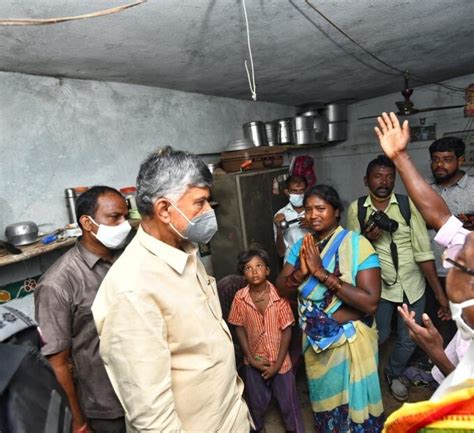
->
[228,248,305,433]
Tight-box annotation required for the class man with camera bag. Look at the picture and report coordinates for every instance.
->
[347,155,448,401]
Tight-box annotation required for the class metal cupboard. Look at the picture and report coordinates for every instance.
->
[210,167,289,282]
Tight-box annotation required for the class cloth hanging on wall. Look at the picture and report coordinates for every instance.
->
[290,155,317,188]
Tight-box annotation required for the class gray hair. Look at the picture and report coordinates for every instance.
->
[136,146,212,217]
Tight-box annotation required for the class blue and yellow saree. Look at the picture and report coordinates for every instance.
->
[287,226,385,433]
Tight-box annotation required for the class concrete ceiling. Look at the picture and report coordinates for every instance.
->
[0,0,472,106]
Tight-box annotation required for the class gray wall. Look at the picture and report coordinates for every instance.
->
[0,71,295,234]
[299,73,474,224]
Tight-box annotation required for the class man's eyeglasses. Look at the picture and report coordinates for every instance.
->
[444,257,474,276]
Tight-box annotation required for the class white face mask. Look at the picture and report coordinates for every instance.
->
[289,193,304,208]
[450,299,474,340]
[168,202,218,244]
[89,217,131,249]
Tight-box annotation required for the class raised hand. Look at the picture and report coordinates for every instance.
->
[374,112,410,160]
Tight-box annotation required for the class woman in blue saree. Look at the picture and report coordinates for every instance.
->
[276,185,385,433]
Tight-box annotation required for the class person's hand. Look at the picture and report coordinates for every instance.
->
[458,213,474,230]
[250,356,270,372]
[435,292,451,321]
[303,234,323,275]
[398,304,443,355]
[74,422,92,433]
[261,362,279,380]
[299,217,310,230]
[363,224,382,242]
[374,112,410,160]
[274,213,286,227]
[299,245,310,277]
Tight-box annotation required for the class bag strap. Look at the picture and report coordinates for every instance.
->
[357,196,368,232]
[395,193,411,227]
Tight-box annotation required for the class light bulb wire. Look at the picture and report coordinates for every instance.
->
[242,0,257,101]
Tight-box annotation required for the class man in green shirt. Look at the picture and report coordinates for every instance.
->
[347,155,449,402]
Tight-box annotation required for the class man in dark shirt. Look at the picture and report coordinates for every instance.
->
[35,186,130,433]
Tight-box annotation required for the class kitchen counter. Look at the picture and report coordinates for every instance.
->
[0,238,76,267]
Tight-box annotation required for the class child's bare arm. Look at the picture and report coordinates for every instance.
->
[262,326,292,380]
[235,326,268,371]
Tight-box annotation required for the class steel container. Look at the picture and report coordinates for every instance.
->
[277,118,293,145]
[313,116,329,143]
[264,121,278,146]
[325,103,348,122]
[292,116,315,130]
[242,121,266,147]
[327,121,348,142]
[5,221,39,246]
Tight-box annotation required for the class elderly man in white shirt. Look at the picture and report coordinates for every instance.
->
[92,146,251,433]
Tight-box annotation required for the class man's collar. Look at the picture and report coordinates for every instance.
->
[429,172,468,188]
[241,282,280,307]
[137,225,197,275]
[364,193,397,209]
[457,172,469,188]
[283,201,304,215]
[76,241,118,269]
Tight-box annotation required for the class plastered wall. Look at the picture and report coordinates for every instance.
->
[0,71,295,234]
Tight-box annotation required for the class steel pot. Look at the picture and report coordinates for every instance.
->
[264,121,278,146]
[313,116,328,143]
[242,121,266,147]
[325,103,348,122]
[327,121,348,142]
[5,221,39,246]
[277,118,293,145]
[292,116,315,130]
[293,129,317,145]
[225,138,254,152]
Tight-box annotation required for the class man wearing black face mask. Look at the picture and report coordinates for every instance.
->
[347,155,447,402]
[92,147,251,433]
[35,186,130,433]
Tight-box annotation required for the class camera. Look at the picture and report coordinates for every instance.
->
[366,210,398,233]
[276,217,301,230]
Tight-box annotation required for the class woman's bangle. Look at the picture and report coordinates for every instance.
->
[324,273,342,293]
[328,276,344,293]
[314,268,329,283]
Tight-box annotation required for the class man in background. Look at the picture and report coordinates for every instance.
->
[425,137,474,343]
[347,155,448,402]
[273,175,309,259]
[35,186,130,433]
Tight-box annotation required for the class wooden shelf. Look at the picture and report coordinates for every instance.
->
[0,238,76,267]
